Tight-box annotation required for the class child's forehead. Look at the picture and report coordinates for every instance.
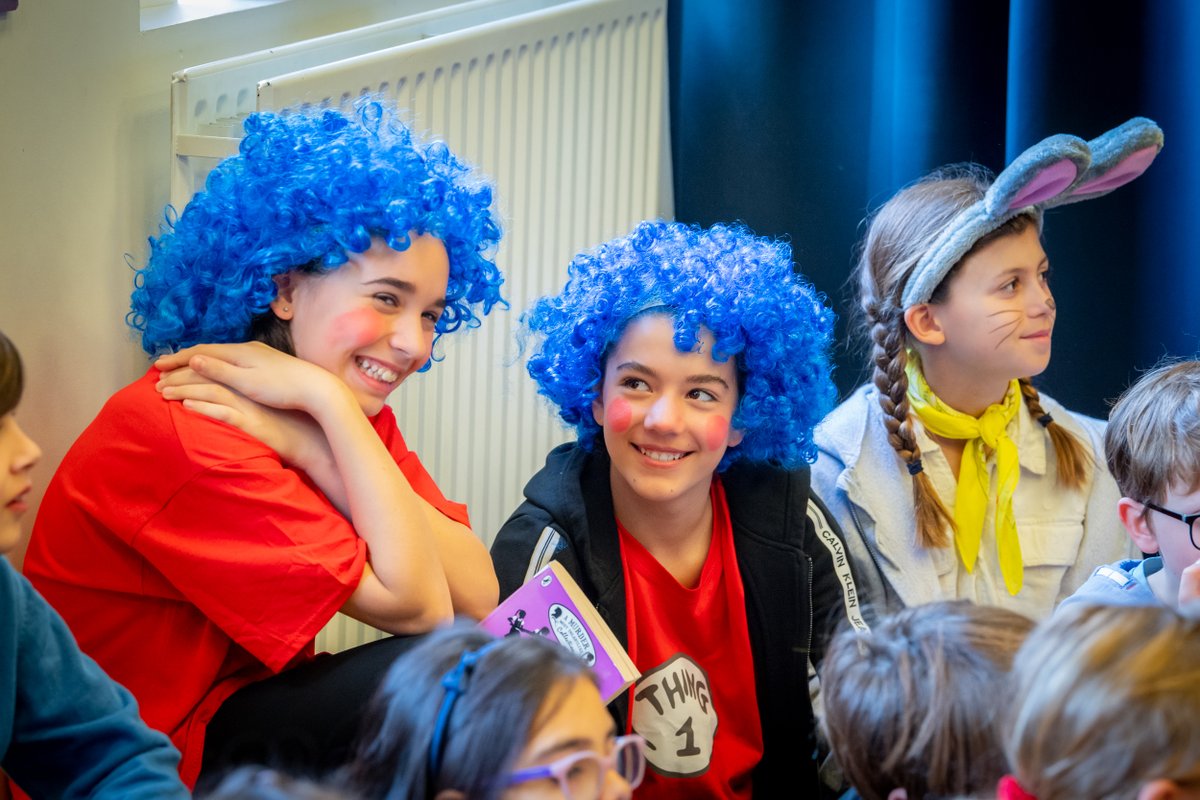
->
[953,226,1046,282]
[609,313,721,358]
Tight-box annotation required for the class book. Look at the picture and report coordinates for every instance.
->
[479,561,640,703]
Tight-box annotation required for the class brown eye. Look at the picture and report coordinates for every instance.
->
[620,377,649,391]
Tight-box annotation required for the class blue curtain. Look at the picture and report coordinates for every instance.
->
[669,0,1199,416]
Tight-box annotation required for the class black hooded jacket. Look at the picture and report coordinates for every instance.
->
[491,443,865,797]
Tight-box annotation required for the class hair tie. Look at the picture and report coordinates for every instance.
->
[427,639,502,786]
[1037,413,1054,428]
[907,459,925,476]
[997,775,1038,800]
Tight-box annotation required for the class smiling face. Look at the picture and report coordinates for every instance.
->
[910,224,1055,406]
[591,314,743,517]
[0,411,41,554]
[271,234,450,416]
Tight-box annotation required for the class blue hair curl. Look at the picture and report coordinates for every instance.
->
[525,220,836,470]
[129,100,504,358]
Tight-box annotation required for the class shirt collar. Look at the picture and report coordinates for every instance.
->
[915,404,1048,476]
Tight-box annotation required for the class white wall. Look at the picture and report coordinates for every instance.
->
[0,0,452,569]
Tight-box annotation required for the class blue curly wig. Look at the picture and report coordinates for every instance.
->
[129,100,505,358]
[526,220,836,470]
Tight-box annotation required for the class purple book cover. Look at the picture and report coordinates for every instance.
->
[480,563,638,702]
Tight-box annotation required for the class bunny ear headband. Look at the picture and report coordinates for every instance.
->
[900,116,1164,308]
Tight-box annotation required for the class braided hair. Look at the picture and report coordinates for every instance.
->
[856,165,1089,548]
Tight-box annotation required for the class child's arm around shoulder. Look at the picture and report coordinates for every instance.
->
[156,343,459,633]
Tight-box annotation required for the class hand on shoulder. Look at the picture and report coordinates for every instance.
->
[155,342,350,413]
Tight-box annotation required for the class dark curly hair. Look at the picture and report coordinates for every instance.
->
[525,220,836,470]
[128,100,505,360]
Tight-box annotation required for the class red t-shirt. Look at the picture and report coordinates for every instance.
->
[618,478,762,799]
[23,368,468,787]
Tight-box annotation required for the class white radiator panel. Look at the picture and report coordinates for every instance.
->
[171,0,672,653]
[170,0,567,208]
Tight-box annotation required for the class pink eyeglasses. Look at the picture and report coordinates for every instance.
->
[505,734,646,799]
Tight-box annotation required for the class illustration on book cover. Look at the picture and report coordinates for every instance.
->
[480,562,639,702]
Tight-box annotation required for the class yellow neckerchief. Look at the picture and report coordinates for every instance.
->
[905,361,1024,595]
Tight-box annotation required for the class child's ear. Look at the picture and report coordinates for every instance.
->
[592,397,604,428]
[903,304,946,346]
[1118,497,1160,554]
[269,272,298,320]
[886,789,909,800]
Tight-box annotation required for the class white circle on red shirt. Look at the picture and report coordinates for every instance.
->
[631,653,717,778]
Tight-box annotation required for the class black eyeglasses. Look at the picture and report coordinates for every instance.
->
[1143,501,1200,550]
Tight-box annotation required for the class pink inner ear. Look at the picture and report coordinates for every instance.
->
[1006,159,1079,210]
[1069,145,1159,197]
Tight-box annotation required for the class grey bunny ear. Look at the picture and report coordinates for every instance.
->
[901,133,1089,308]
[1044,117,1164,208]
[983,133,1091,217]
[900,117,1165,309]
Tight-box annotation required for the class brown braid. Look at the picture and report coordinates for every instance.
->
[866,298,955,548]
[1017,378,1090,490]
[854,167,1012,552]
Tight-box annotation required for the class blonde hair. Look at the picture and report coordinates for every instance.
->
[857,165,1090,549]
[821,601,1036,800]
[1006,603,1200,800]
[1105,360,1200,504]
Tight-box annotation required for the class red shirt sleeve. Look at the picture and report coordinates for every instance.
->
[133,446,367,673]
[131,405,467,672]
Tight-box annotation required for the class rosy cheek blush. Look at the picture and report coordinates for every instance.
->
[329,308,385,348]
[705,415,731,451]
[606,396,633,433]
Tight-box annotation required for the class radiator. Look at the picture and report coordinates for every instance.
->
[169,0,673,653]
[170,0,568,208]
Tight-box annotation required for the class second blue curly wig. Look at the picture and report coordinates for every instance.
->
[526,220,836,470]
[129,100,505,358]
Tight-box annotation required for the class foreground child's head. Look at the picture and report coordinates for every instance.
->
[821,600,1035,800]
[525,220,836,473]
[1004,603,1200,800]
[1106,361,1200,604]
[199,767,354,800]
[0,330,42,554]
[129,100,504,411]
[346,626,642,800]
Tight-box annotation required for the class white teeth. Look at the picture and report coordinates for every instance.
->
[357,358,399,383]
[638,446,684,462]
